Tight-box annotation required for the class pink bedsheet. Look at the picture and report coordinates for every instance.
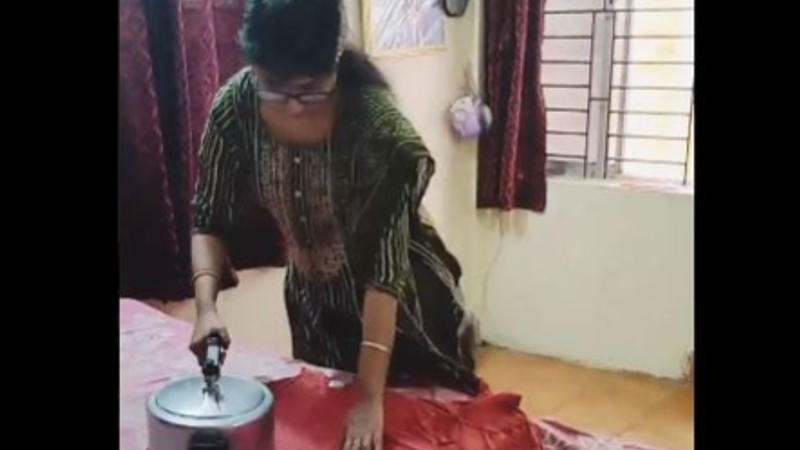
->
[120,299,660,450]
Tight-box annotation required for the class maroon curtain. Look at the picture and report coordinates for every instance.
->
[478,0,547,212]
[119,0,285,300]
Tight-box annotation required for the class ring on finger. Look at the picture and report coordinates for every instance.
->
[346,437,360,450]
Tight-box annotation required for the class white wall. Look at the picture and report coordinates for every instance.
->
[462,181,694,379]
[344,0,693,379]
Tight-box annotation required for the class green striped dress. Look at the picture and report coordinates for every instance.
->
[193,67,479,394]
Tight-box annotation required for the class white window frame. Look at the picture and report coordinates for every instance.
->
[543,0,694,186]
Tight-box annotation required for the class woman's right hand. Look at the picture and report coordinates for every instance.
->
[189,309,231,363]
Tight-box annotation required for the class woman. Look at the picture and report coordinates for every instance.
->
[189,1,479,448]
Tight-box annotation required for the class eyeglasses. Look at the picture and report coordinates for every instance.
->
[256,88,335,105]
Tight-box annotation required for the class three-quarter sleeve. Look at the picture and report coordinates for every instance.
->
[347,87,436,301]
[359,147,435,301]
[368,184,412,298]
[192,113,241,235]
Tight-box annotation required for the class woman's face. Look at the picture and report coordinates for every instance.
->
[254,67,337,118]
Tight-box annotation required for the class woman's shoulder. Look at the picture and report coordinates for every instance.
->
[345,87,431,188]
[207,67,257,128]
[351,87,399,122]
[347,87,421,147]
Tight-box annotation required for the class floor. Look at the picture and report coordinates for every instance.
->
[146,268,693,450]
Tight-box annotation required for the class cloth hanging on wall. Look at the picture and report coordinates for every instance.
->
[119,0,285,300]
[478,0,547,212]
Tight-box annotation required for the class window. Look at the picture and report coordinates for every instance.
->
[542,0,694,185]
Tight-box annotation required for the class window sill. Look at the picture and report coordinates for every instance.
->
[548,176,694,196]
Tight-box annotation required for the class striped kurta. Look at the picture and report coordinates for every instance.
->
[192,67,479,394]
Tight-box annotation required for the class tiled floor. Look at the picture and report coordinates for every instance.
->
[145,268,693,450]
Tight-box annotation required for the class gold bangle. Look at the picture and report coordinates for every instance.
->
[192,269,219,285]
[361,340,391,354]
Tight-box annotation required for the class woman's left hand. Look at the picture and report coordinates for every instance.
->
[343,396,384,450]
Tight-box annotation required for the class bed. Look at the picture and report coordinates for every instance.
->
[120,299,660,450]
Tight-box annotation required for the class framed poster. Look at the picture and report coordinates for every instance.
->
[362,0,446,57]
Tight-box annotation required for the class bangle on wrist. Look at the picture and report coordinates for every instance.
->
[192,269,219,286]
[361,340,391,354]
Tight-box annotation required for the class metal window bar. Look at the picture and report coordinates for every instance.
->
[608,110,691,116]
[613,61,694,65]
[582,12,597,176]
[543,84,592,88]
[548,153,587,160]
[615,35,694,39]
[543,35,593,39]
[608,133,688,141]
[543,0,694,184]
[602,9,619,180]
[543,6,596,176]
[544,7,693,15]
[548,130,588,137]
[611,85,693,91]
[683,86,694,184]
[549,107,590,113]
[605,3,694,183]
[542,60,592,64]
[607,157,686,165]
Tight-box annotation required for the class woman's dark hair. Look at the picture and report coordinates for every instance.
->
[240,0,388,90]
[337,46,389,90]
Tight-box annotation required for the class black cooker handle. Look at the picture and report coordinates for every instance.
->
[202,333,226,379]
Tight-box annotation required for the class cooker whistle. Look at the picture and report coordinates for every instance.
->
[202,333,227,404]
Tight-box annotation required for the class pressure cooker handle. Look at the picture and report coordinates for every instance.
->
[202,332,227,378]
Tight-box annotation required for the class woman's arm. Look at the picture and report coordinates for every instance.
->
[189,85,244,359]
[189,233,235,360]
[191,233,235,314]
[345,165,427,450]
[344,288,397,450]
[356,287,398,400]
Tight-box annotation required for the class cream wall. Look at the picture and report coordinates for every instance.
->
[342,0,481,255]
[344,0,693,379]
[467,182,694,379]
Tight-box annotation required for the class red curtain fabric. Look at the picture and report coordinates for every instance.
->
[478,0,547,212]
[119,0,285,300]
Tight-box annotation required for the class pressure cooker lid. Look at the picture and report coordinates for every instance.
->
[154,376,272,420]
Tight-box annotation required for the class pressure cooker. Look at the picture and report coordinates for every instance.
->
[147,334,275,450]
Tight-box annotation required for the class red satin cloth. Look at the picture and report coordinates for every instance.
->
[267,370,542,450]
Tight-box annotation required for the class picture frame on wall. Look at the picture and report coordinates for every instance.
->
[361,0,446,58]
